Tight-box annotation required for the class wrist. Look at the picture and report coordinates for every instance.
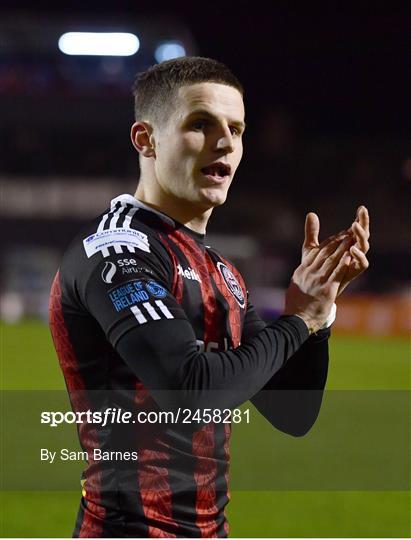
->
[320,302,337,329]
[284,303,337,335]
[290,313,320,335]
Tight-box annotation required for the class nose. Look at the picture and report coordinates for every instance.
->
[215,126,234,154]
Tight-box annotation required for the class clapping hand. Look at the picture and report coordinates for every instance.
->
[304,206,370,296]
[284,207,370,332]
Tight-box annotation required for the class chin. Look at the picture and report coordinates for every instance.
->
[198,188,228,209]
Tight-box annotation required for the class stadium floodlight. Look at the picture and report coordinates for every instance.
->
[58,32,140,56]
[154,42,186,63]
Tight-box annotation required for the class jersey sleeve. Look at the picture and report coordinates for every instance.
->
[78,242,313,413]
[116,314,309,412]
[242,298,268,338]
[242,297,330,436]
[77,232,188,347]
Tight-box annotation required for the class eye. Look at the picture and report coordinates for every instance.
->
[191,119,208,131]
[229,126,240,136]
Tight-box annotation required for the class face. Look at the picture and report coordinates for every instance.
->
[151,82,245,211]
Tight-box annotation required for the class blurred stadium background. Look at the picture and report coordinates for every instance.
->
[1,2,410,537]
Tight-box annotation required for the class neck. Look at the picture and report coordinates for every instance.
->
[134,177,212,235]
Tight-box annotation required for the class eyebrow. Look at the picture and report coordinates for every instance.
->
[186,109,246,130]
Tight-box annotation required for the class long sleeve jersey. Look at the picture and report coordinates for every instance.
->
[49,193,329,538]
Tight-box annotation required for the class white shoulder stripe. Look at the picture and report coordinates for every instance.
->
[112,204,135,254]
[97,213,109,233]
[130,305,147,324]
[130,301,174,325]
[155,300,173,319]
[123,206,139,228]
[89,201,143,258]
[109,204,126,230]
[142,302,161,320]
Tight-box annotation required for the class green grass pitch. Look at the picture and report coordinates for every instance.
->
[1,320,410,537]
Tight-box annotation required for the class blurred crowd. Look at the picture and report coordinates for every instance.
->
[1,108,409,292]
[1,59,410,324]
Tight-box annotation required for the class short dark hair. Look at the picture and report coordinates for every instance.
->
[132,56,243,124]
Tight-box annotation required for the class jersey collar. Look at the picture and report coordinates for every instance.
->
[110,193,176,227]
[110,194,205,244]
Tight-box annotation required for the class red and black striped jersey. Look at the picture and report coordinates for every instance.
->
[49,194,329,538]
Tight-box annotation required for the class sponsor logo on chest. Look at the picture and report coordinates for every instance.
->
[177,264,202,283]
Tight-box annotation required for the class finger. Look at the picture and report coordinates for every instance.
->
[350,245,369,273]
[303,213,320,252]
[329,251,352,283]
[320,236,355,278]
[310,235,353,271]
[336,245,370,296]
[356,206,370,239]
[317,229,349,250]
[352,222,370,253]
[303,230,351,266]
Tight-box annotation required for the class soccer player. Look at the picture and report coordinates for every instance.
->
[49,57,370,537]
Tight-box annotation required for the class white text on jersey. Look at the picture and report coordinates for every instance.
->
[177,264,202,283]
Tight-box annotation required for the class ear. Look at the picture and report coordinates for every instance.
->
[130,121,156,158]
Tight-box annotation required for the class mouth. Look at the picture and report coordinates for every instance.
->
[200,162,231,182]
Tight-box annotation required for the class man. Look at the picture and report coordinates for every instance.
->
[49,57,369,537]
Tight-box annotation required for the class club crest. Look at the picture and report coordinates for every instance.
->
[217,262,245,308]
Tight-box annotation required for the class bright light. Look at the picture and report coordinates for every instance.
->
[154,42,186,63]
[58,32,140,56]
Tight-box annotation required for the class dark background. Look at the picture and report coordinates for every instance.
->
[1,4,410,537]
[1,1,410,320]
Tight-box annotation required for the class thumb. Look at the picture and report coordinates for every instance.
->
[303,212,320,252]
